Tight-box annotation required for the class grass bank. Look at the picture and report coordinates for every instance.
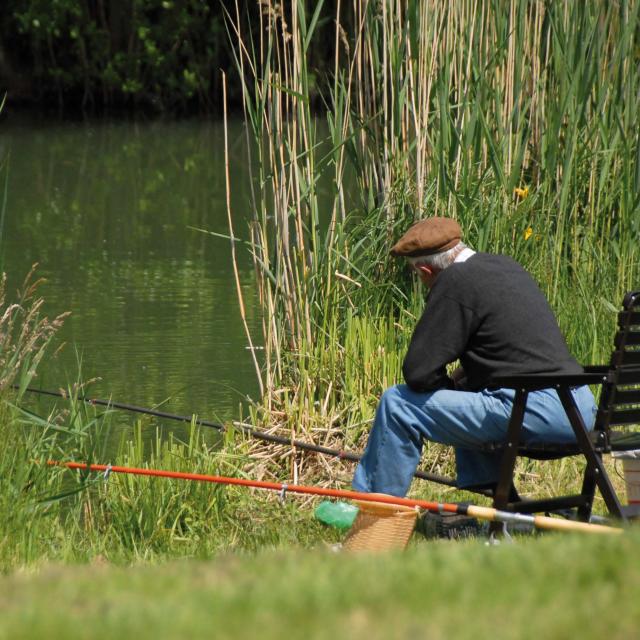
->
[2,530,639,639]
[0,401,337,571]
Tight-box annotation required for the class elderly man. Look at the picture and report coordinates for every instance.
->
[352,217,596,498]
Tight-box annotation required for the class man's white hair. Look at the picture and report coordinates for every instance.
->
[407,242,468,271]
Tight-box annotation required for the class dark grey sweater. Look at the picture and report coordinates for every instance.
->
[402,253,581,392]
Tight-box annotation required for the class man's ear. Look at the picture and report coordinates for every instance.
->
[416,264,434,278]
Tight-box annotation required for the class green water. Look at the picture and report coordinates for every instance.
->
[1,116,261,432]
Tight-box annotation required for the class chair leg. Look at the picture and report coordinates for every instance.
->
[577,463,598,522]
[557,387,624,519]
[493,389,528,512]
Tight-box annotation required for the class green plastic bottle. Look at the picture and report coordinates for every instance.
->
[314,500,359,529]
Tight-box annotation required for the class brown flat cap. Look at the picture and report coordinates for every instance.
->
[390,217,461,257]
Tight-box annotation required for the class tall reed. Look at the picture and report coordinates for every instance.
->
[0,266,68,397]
[228,1,640,494]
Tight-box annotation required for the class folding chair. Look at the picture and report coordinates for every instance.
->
[486,290,640,523]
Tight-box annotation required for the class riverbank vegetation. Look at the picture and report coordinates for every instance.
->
[228,0,639,501]
[0,269,336,573]
[1,0,234,113]
[1,0,639,595]
[0,1,336,114]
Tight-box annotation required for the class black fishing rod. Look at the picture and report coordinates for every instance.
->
[18,385,483,492]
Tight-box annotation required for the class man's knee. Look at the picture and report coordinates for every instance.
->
[377,385,428,442]
[379,384,405,406]
[379,384,418,419]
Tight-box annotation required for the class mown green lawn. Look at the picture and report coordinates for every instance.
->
[1,528,638,640]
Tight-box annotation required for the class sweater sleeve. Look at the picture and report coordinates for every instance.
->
[402,286,479,392]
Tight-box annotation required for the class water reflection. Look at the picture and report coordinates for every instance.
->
[1,117,261,429]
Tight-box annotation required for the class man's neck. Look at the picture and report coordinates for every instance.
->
[454,248,476,263]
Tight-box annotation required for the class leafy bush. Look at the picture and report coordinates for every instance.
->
[2,0,237,113]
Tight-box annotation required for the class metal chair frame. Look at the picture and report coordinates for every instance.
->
[487,290,640,522]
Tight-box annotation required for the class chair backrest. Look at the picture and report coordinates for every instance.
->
[597,291,640,434]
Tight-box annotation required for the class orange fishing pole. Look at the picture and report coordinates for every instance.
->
[49,460,622,536]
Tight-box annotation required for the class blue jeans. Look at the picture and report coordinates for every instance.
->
[352,384,597,497]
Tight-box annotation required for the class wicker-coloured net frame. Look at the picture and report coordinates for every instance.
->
[343,500,419,552]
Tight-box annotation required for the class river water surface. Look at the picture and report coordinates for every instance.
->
[1,116,261,437]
